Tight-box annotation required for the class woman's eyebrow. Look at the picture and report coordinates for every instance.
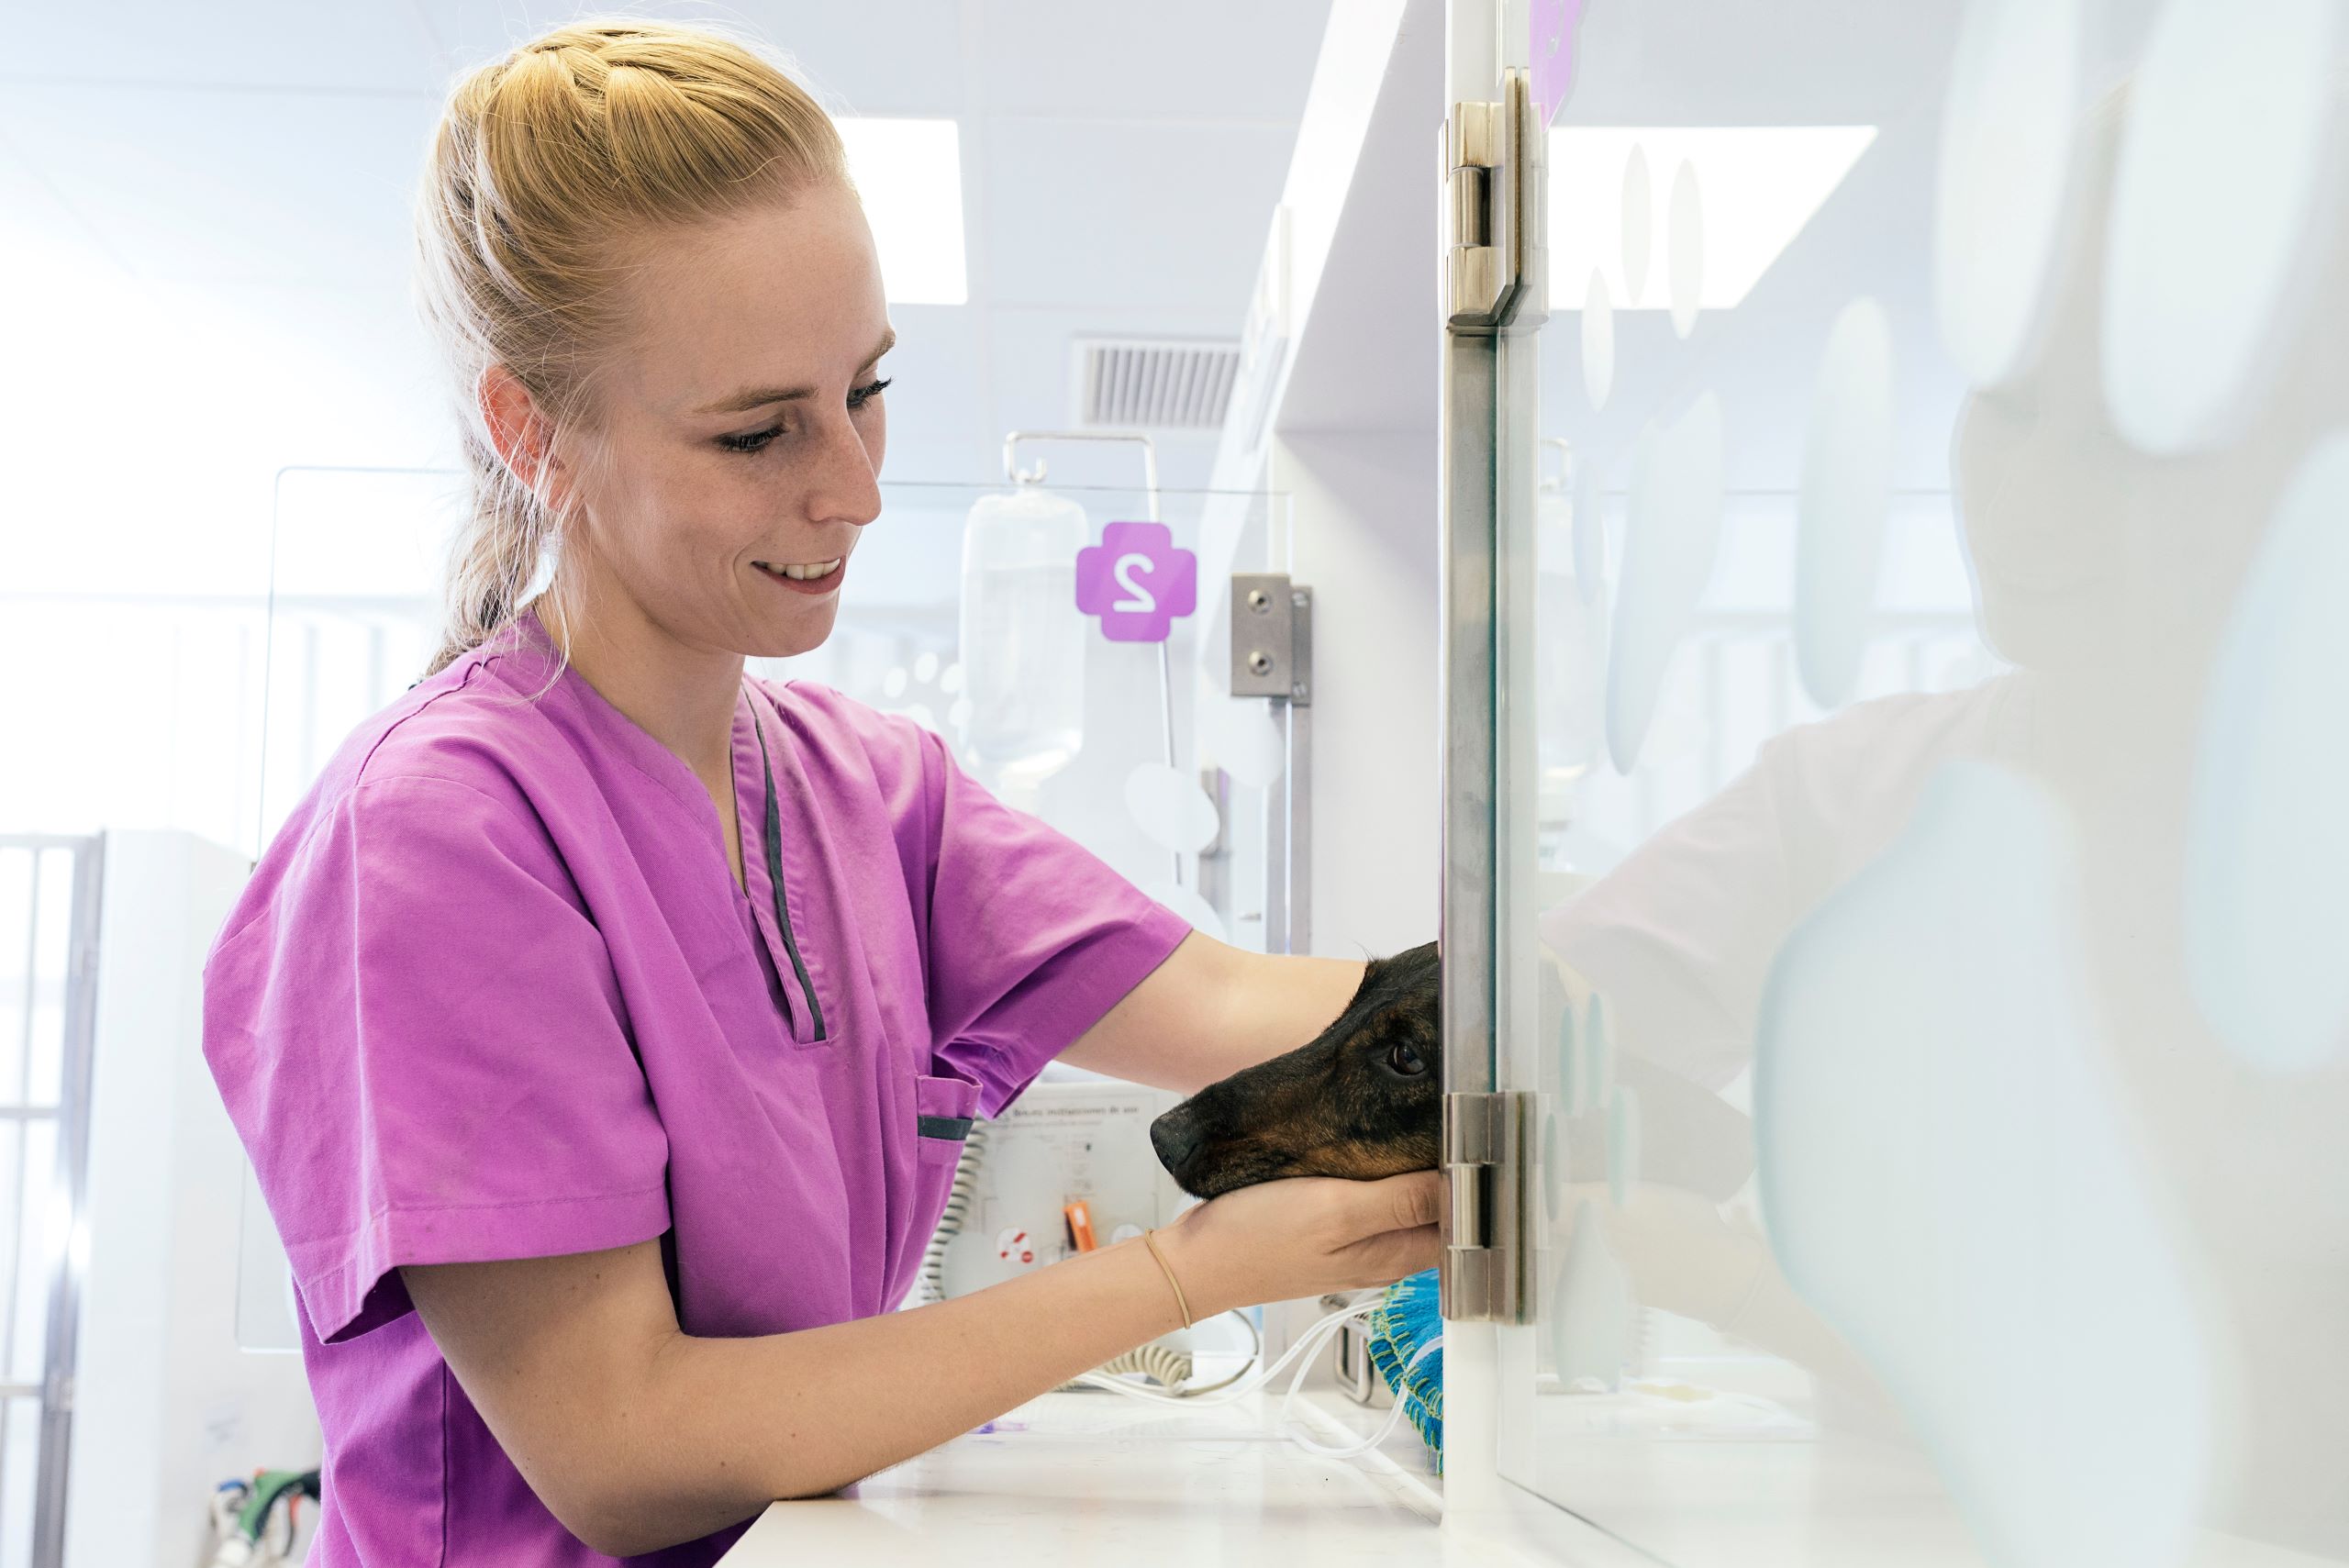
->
[690,328,897,415]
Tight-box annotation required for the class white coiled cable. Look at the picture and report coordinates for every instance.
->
[916,1122,992,1307]
[1074,1338,1194,1392]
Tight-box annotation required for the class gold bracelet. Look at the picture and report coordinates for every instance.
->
[1141,1228,1194,1329]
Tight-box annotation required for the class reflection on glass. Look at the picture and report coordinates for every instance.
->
[1581,268,1615,410]
[1668,158,1704,338]
[1553,1197,1640,1390]
[1537,455,1605,804]
[1932,0,2087,390]
[1794,295,1898,708]
[1621,142,1653,303]
[1505,3,2349,1562]
[1757,762,2208,1568]
[1604,392,1725,773]
[2099,0,2346,455]
[2185,433,2349,1074]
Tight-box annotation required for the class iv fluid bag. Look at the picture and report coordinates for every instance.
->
[959,487,1088,784]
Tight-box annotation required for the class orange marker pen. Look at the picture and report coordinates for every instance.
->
[1063,1200,1098,1252]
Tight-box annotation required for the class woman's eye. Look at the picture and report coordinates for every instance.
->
[718,379,891,455]
[717,426,782,454]
[1386,1041,1427,1077]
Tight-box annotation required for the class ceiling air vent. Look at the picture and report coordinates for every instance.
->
[1073,337,1242,430]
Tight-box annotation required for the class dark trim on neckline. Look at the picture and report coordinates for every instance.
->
[750,703,827,1042]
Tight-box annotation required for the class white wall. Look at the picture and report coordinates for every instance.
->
[1276,429,1442,960]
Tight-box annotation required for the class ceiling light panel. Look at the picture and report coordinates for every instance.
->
[838,117,969,306]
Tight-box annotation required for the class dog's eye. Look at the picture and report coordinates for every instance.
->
[1386,1041,1428,1077]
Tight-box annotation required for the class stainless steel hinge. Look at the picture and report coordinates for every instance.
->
[1230,574,1313,704]
[1442,69,1547,338]
[1441,1089,1534,1322]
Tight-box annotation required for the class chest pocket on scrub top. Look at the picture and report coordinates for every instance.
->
[915,1071,981,1169]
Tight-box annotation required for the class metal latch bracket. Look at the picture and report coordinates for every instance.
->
[1230,573,1313,704]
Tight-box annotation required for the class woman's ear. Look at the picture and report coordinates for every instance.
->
[478,362,564,499]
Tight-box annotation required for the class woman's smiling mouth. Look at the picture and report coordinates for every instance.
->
[752,556,846,595]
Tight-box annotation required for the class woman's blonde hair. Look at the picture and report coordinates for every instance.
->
[413,16,852,679]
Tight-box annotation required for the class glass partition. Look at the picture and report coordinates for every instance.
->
[1478,1,2349,1563]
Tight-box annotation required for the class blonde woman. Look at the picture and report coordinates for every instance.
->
[201,19,1438,1565]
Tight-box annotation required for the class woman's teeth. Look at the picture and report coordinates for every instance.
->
[758,559,842,582]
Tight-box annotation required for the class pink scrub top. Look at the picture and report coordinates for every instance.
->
[202,608,1191,1566]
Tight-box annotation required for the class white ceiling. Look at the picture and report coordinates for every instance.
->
[0,1,1333,505]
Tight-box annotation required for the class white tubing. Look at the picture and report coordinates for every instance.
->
[1068,1297,1380,1409]
[1276,1332,1442,1460]
[1073,1298,1443,1465]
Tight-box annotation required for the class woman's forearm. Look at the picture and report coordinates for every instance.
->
[1236,951,1369,1072]
[529,1235,1191,1553]
[703,1235,1189,1500]
[1059,932,1366,1092]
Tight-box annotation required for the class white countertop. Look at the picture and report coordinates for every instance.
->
[717,1377,2339,1568]
[718,1384,1461,1567]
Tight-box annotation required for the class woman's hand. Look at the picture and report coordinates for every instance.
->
[1151,1168,1442,1318]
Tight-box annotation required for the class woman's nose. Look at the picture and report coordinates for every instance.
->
[807,413,883,530]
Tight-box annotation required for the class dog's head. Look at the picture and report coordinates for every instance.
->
[1149,940,1441,1198]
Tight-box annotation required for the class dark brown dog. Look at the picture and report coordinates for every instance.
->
[1149,941,1441,1198]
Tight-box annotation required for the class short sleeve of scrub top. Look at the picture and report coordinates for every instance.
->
[204,769,673,1343]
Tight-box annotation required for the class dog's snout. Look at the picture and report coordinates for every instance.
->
[1150,1111,1203,1175]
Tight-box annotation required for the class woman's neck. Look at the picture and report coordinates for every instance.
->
[529,578,745,786]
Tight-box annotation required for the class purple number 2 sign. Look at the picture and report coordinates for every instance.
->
[1074,520,1197,643]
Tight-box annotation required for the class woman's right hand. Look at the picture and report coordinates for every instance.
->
[1151,1169,1443,1318]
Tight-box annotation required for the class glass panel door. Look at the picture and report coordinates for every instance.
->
[1471,1,2349,1563]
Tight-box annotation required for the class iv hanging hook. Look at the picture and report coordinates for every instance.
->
[1000,429,1163,521]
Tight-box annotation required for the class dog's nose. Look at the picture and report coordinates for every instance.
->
[1150,1112,1202,1175]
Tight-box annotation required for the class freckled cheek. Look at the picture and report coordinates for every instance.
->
[658,506,754,578]
[596,451,718,553]
[672,465,790,568]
